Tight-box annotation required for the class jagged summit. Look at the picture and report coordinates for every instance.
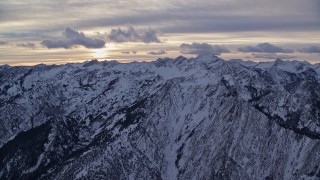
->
[0,56,320,179]
[0,55,314,70]
[0,64,11,69]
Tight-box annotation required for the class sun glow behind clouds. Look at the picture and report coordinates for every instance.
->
[92,48,107,59]
[91,44,120,59]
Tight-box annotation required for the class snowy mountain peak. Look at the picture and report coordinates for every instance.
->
[0,56,320,179]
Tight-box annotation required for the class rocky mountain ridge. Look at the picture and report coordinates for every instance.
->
[0,55,320,179]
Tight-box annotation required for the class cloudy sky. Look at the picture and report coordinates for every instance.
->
[0,0,319,65]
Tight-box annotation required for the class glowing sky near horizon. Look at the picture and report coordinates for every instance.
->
[0,0,319,65]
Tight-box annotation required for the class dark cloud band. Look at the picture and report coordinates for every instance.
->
[180,43,229,55]
[238,43,294,53]
[42,28,105,49]
[0,41,7,45]
[147,50,166,55]
[107,26,160,43]
[17,43,36,49]
[298,45,320,53]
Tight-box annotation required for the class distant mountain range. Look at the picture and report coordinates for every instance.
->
[1,55,320,179]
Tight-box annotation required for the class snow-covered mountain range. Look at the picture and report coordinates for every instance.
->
[0,55,320,179]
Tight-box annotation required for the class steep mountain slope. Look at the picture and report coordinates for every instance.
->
[0,56,320,179]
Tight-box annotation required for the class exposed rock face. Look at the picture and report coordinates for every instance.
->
[0,55,320,179]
